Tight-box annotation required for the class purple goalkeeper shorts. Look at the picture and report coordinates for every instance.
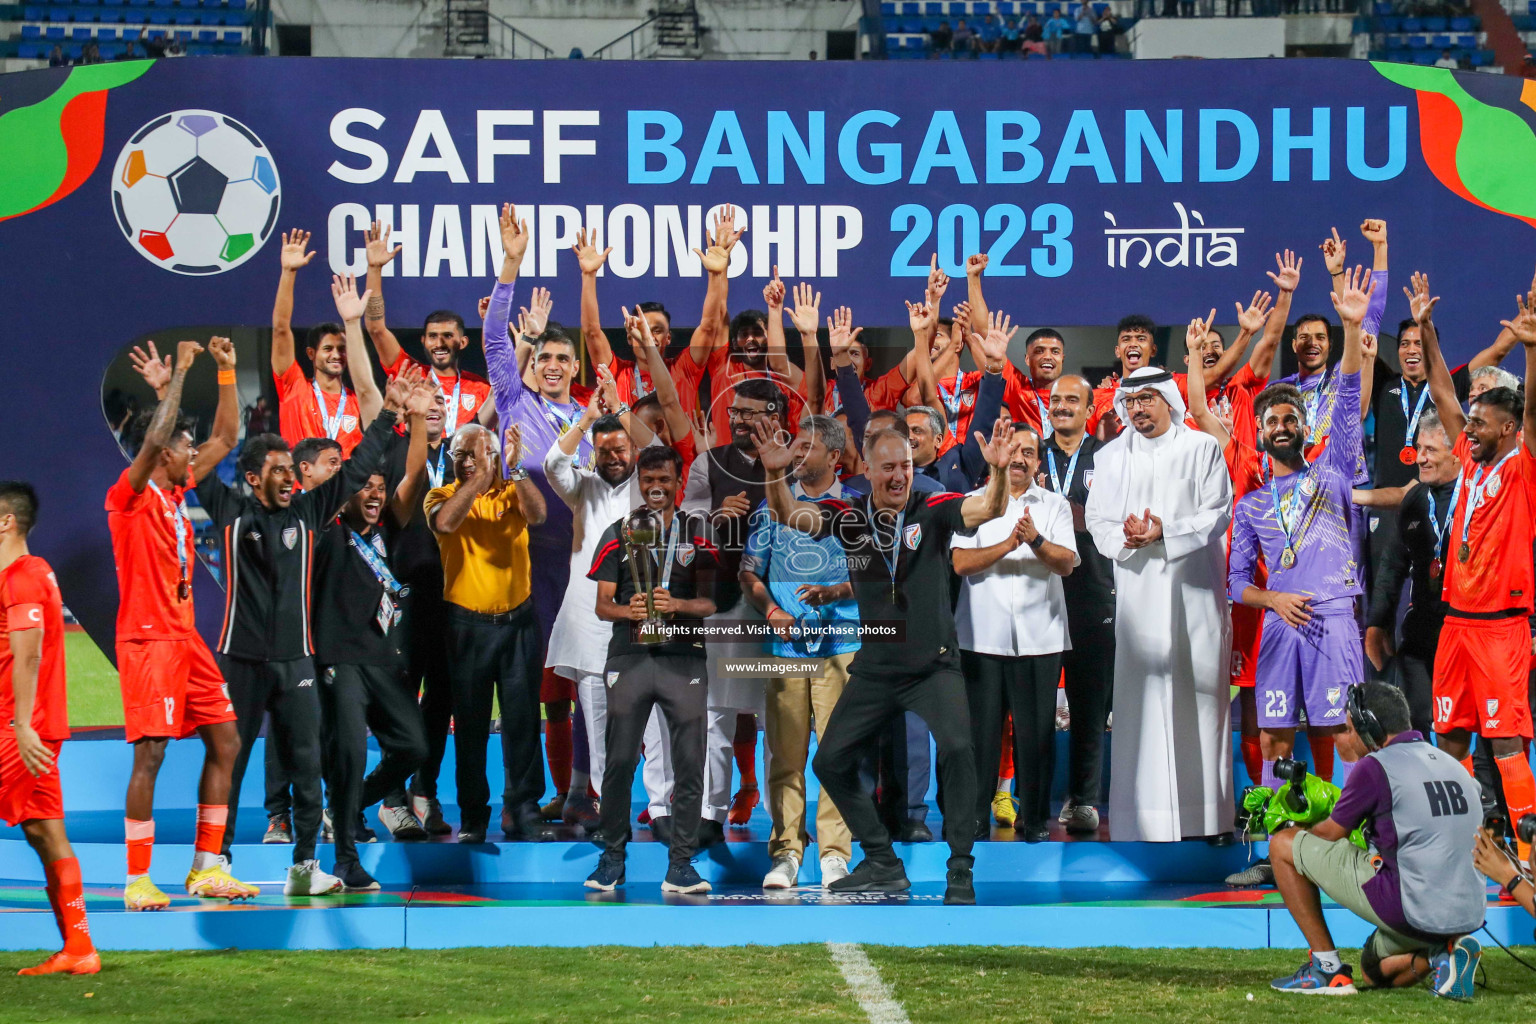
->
[1254,604,1362,730]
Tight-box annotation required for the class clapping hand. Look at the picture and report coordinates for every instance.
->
[1122,508,1163,549]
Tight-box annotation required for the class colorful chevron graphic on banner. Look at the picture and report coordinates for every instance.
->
[0,61,153,223]
[1372,61,1536,229]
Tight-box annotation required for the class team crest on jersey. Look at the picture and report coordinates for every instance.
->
[282,527,298,549]
[1326,686,1341,704]
[903,523,922,550]
[1487,473,1502,498]
[1083,470,1094,488]
[1487,699,1500,717]
[462,394,476,411]
[606,671,619,689]
[342,415,359,434]
[961,392,975,409]
[676,544,695,567]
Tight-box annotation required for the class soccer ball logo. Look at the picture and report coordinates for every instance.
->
[110,110,280,275]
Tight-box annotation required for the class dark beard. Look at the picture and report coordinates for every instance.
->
[597,463,633,486]
[1259,434,1304,463]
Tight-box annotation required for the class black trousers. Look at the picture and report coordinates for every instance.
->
[446,601,543,830]
[1061,616,1114,806]
[965,651,1063,830]
[320,662,428,868]
[814,665,977,866]
[1393,650,1435,740]
[598,651,707,867]
[219,655,322,862]
[393,589,452,803]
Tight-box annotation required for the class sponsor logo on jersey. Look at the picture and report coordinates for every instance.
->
[298,678,313,688]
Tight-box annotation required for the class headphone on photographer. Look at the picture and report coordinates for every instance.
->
[1347,684,1386,752]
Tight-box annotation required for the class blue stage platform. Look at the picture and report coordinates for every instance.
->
[4,734,1528,952]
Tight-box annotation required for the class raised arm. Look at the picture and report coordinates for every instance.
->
[959,416,1012,528]
[481,203,528,401]
[1407,271,1464,438]
[1184,310,1230,448]
[906,299,946,427]
[388,371,434,528]
[332,272,382,427]
[1497,288,1536,446]
[1472,264,1536,371]
[750,419,824,536]
[429,430,495,536]
[271,229,315,378]
[965,252,990,332]
[827,307,869,446]
[629,307,691,444]
[516,287,552,388]
[128,339,202,492]
[762,265,804,391]
[574,228,614,369]
[960,311,1017,482]
[193,337,240,481]
[362,220,404,370]
[1256,251,1301,378]
[128,341,172,402]
[1332,264,1371,377]
[791,281,825,415]
[690,208,742,362]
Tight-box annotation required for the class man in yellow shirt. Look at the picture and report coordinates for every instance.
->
[425,423,547,843]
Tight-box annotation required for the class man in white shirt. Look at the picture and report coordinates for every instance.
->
[952,424,1079,843]
[544,401,677,839]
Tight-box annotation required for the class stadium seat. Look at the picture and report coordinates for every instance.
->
[1406,33,1428,47]
[1449,16,1472,31]
[881,1,897,12]
[18,41,47,57]
[978,50,1000,59]
[947,1,966,12]
[196,27,215,40]
[924,1,943,14]
[1373,1,1390,13]
[997,0,1016,13]
[1431,33,1450,47]
[900,1,919,12]
[1377,15,1400,31]
[1470,48,1493,65]
[1093,1,1108,12]
[973,1,992,12]
[44,23,64,37]
[1411,50,1435,64]
[1423,16,1446,31]
[20,23,42,38]
[228,0,246,8]
[95,24,116,37]
[23,4,44,18]
[1400,16,1421,31]
[174,12,195,23]
[220,28,241,43]
[70,25,90,37]
[174,26,191,38]
[901,16,922,30]
[1019,1,1037,12]
[923,15,942,30]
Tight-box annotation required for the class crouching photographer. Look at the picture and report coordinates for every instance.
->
[1268,681,1485,999]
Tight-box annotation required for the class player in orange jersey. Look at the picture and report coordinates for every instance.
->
[1422,287,1536,862]
[111,338,259,910]
[271,228,366,455]
[0,481,100,976]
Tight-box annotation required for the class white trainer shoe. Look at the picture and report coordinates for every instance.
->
[763,852,801,889]
[284,859,344,896]
[820,854,851,888]
[377,804,429,841]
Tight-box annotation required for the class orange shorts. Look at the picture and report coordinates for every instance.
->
[0,736,63,826]
[1231,603,1263,688]
[1432,615,1534,739]
[540,666,575,703]
[117,636,235,743]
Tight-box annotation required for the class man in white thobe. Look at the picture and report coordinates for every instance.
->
[545,407,676,837]
[1085,366,1234,843]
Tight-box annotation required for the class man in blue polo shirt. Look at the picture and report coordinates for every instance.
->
[741,415,860,890]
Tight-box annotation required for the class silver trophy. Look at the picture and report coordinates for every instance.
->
[622,508,667,645]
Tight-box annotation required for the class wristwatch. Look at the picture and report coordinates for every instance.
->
[1027,533,1045,550]
[508,466,530,482]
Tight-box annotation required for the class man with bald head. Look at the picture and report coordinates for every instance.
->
[1039,374,1116,832]
[1086,367,1235,843]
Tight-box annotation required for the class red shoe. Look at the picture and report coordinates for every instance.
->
[728,787,759,826]
[18,950,101,976]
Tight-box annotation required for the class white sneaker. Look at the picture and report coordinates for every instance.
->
[284,859,344,896]
[763,852,801,889]
[820,854,851,888]
[1061,803,1100,834]
[377,804,429,841]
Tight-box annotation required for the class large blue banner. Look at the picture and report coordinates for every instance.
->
[1,56,1532,651]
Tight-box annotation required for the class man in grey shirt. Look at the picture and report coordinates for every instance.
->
[1268,682,1485,999]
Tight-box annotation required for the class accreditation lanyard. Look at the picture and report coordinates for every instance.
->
[431,370,462,433]
[425,442,449,490]
[656,513,683,591]
[1045,445,1080,497]
[1301,367,1333,444]
[1458,447,1518,550]
[1426,477,1459,565]
[1033,387,1053,438]
[147,481,191,600]
[1399,380,1431,446]
[349,528,406,634]
[312,379,347,440]
[874,507,905,604]
[538,396,584,439]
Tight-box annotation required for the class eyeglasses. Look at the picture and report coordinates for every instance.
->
[1122,394,1164,410]
[726,407,769,421]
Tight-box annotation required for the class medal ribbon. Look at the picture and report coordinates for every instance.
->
[937,376,963,429]
[1267,469,1319,563]
[538,396,584,437]
[1301,367,1334,445]
[431,370,463,434]
[147,481,190,595]
[1034,387,1054,439]
[426,442,449,490]
[1426,478,1460,564]
[311,379,347,440]
[656,512,682,592]
[874,506,905,601]
[1458,447,1518,548]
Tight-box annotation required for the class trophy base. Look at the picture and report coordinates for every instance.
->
[635,618,669,645]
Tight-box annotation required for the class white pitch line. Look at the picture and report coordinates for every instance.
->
[826,942,912,1024]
